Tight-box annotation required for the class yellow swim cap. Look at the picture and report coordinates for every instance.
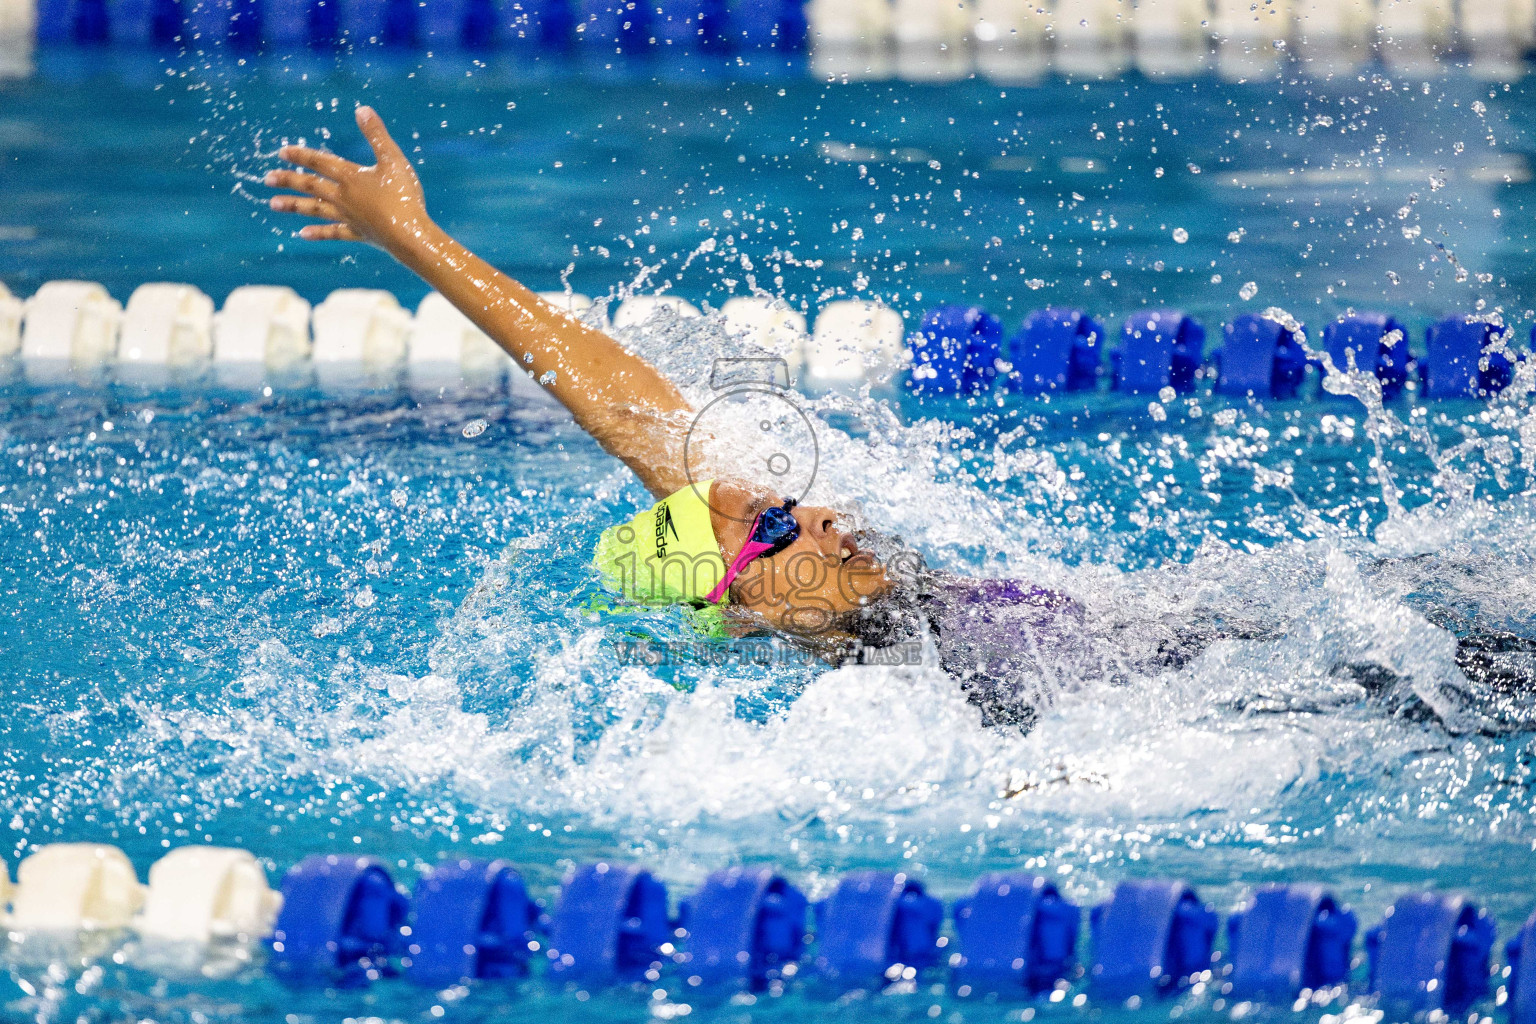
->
[593,480,728,610]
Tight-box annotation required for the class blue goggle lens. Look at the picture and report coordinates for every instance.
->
[752,502,800,555]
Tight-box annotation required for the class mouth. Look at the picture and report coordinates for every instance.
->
[838,535,875,569]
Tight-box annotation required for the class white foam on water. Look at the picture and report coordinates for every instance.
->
[84,304,1536,871]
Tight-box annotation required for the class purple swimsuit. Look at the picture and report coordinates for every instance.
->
[922,577,1085,728]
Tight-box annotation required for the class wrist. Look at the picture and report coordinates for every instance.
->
[380,213,443,263]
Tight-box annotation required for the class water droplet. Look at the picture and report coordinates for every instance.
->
[462,418,488,438]
[1239,281,1259,300]
[1172,227,1189,243]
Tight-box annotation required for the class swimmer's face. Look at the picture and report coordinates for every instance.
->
[708,480,894,636]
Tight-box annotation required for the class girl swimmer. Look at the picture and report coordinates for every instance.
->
[265,106,1535,733]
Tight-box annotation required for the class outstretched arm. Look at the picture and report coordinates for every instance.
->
[265,105,695,499]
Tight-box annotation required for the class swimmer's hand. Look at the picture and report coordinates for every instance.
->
[262,103,699,499]
[265,106,428,249]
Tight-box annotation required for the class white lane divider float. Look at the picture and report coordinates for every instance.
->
[117,283,215,382]
[805,0,893,45]
[407,290,508,395]
[0,0,35,81]
[1132,0,1211,78]
[311,287,412,388]
[612,294,702,332]
[804,299,905,383]
[806,0,895,80]
[8,843,146,932]
[1212,0,1291,79]
[1286,0,1373,75]
[891,0,971,81]
[973,0,1049,82]
[1460,0,1535,72]
[3,281,920,394]
[1376,0,1453,74]
[1289,0,1374,44]
[1054,0,1131,79]
[212,285,313,386]
[20,280,123,380]
[137,846,282,943]
[721,295,807,372]
[535,290,595,317]
[0,280,21,358]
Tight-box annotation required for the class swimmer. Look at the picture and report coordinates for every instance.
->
[265,107,1534,733]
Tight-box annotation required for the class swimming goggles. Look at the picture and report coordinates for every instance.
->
[705,498,799,604]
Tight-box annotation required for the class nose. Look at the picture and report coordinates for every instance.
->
[795,505,842,552]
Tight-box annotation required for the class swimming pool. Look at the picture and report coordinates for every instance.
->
[5,44,1536,1023]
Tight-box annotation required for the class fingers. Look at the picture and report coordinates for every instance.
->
[263,169,338,201]
[355,105,406,167]
[297,222,364,242]
[278,144,354,179]
[268,194,343,222]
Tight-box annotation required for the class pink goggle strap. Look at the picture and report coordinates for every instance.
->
[705,513,774,604]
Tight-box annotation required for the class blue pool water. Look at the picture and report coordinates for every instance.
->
[5,45,1536,1023]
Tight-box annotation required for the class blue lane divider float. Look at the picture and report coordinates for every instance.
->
[1111,310,1206,396]
[546,862,671,984]
[1089,879,1218,999]
[417,0,498,48]
[899,306,1530,404]
[951,872,1080,997]
[1225,884,1356,999]
[676,867,807,990]
[907,305,1004,396]
[509,0,577,45]
[1214,313,1308,399]
[1505,910,1536,1024]
[1423,317,1515,398]
[654,0,727,50]
[1007,307,1104,394]
[269,854,408,985]
[576,0,653,49]
[1366,892,1497,1013]
[1321,313,1410,399]
[35,0,809,50]
[726,0,807,49]
[32,844,1536,1012]
[404,858,543,986]
[36,0,104,42]
[812,871,944,988]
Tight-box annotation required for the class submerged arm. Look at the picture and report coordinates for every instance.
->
[265,105,694,498]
